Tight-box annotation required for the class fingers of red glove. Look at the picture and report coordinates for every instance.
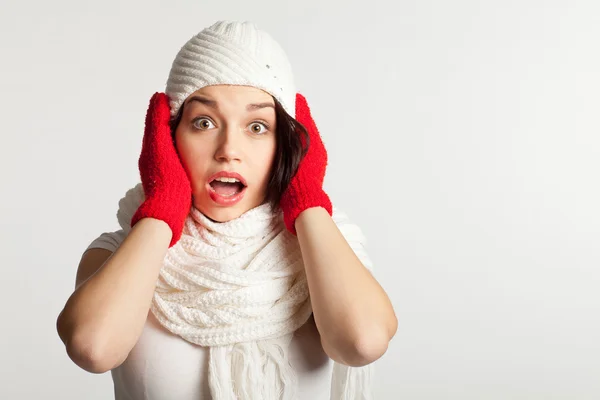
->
[280,93,333,235]
[137,93,176,197]
[294,93,328,184]
[131,92,192,247]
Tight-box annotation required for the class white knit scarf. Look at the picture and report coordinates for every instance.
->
[117,184,375,399]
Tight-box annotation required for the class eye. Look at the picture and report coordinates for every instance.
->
[192,117,215,130]
[249,121,269,135]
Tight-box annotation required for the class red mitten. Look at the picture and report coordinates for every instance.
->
[280,93,333,235]
[131,92,192,247]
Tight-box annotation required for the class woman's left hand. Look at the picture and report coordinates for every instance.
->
[280,93,333,234]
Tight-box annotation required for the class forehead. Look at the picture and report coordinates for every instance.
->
[187,84,274,104]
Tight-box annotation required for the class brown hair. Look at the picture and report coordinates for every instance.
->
[169,97,309,212]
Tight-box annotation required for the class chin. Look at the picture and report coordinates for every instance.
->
[193,197,257,223]
[202,207,246,223]
[192,185,269,223]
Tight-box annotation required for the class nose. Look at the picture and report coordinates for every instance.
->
[214,123,242,163]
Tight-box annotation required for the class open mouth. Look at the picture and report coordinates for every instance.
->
[207,172,248,206]
[209,177,246,197]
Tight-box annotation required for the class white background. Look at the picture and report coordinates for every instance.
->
[1,0,599,399]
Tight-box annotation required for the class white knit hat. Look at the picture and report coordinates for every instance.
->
[165,21,296,118]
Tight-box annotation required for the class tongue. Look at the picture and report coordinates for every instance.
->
[211,181,242,196]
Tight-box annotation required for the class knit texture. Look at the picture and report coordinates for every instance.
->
[130,93,192,247]
[117,183,375,400]
[165,21,296,117]
[280,93,333,235]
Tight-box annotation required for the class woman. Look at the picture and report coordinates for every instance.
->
[57,20,397,400]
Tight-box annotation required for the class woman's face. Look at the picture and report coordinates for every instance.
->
[174,85,277,222]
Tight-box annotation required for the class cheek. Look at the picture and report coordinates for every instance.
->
[254,141,277,182]
[175,136,211,181]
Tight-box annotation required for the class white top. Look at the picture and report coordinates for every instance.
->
[86,225,372,400]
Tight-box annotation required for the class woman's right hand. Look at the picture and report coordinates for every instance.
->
[131,92,192,247]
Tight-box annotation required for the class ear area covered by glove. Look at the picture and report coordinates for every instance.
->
[131,92,192,248]
[280,93,333,235]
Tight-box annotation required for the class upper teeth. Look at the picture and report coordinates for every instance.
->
[215,177,240,183]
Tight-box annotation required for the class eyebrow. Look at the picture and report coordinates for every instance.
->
[246,102,275,111]
[185,96,275,111]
